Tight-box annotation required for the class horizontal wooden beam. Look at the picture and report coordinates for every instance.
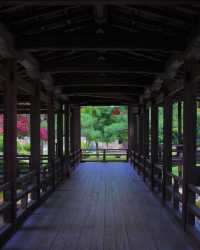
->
[17,33,185,52]
[55,82,147,88]
[69,96,138,105]
[45,64,162,75]
[2,0,200,6]
[66,92,140,96]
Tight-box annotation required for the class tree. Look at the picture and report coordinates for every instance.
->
[81,106,128,157]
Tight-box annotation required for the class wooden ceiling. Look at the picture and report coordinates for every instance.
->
[0,1,200,105]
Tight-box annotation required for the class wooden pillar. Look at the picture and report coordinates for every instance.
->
[143,105,149,159]
[183,67,197,228]
[48,95,55,190]
[30,81,41,201]
[57,104,63,179]
[70,106,81,153]
[139,107,144,155]
[70,107,74,154]
[136,114,140,153]
[163,96,172,202]
[4,59,17,223]
[64,103,71,177]
[133,115,137,152]
[57,104,63,159]
[128,106,134,153]
[178,101,182,145]
[151,100,158,189]
[75,106,81,152]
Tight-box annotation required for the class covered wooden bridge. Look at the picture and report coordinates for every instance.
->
[0,0,200,249]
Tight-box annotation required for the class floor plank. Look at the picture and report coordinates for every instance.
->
[2,162,196,250]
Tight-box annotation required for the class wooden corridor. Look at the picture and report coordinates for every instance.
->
[2,163,196,250]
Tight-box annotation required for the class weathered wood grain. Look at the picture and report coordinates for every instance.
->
[2,162,196,250]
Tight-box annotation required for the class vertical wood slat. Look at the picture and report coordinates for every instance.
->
[139,107,144,155]
[70,107,74,156]
[143,105,149,181]
[57,105,63,179]
[4,58,17,223]
[64,104,70,177]
[30,81,41,201]
[143,105,149,159]
[57,105,63,159]
[151,101,158,190]
[48,95,55,190]
[128,106,133,154]
[75,106,81,153]
[163,96,172,202]
[183,69,197,228]
[136,114,140,153]
[178,101,182,145]
[133,114,138,152]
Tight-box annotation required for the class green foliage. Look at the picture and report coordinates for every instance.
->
[81,106,128,146]
[17,141,30,155]
[81,140,90,149]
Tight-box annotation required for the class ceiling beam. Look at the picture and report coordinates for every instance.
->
[1,0,200,6]
[44,63,163,75]
[55,82,147,88]
[17,33,185,52]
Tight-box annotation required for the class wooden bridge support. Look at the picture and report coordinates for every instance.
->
[30,81,41,201]
[150,101,158,190]
[163,96,172,202]
[64,103,71,176]
[48,95,55,190]
[128,106,134,152]
[183,63,197,228]
[132,113,138,153]
[3,58,17,223]
[57,104,63,178]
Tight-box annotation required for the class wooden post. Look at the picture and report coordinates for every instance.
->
[30,81,41,201]
[75,106,81,155]
[151,100,158,190]
[48,95,55,190]
[143,104,149,181]
[57,104,63,179]
[103,149,106,161]
[4,58,17,223]
[133,114,138,152]
[143,105,149,159]
[136,114,140,153]
[163,95,172,202]
[70,107,74,156]
[139,107,144,156]
[128,106,134,157]
[64,103,71,177]
[70,106,81,165]
[178,101,182,145]
[182,65,197,228]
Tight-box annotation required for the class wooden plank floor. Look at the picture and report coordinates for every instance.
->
[3,162,196,250]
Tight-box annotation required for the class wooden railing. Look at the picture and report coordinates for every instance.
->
[128,149,200,243]
[70,149,82,167]
[0,150,81,245]
[81,148,128,162]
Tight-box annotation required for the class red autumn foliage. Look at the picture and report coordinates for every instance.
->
[0,114,48,141]
[112,107,120,115]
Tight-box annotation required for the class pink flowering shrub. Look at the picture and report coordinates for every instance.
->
[0,114,48,141]
[17,115,30,136]
[40,127,48,141]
